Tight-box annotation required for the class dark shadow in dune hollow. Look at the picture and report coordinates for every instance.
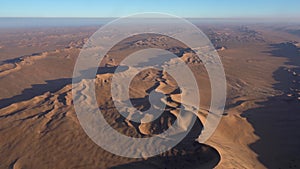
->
[109,118,220,169]
[241,42,300,168]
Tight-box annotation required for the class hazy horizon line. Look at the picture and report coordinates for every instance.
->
[1,16,300,20]
[0,16,299,29]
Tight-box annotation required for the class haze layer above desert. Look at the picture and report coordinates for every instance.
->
[0,19,300,169]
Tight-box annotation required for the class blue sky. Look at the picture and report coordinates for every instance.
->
[0,0,299,18]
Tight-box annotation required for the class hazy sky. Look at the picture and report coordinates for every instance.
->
[0,0,299,18]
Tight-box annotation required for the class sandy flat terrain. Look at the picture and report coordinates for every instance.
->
[0,23,300,169]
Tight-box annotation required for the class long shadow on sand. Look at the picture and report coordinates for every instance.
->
[241,42,300,168]
[0,78,71,109]
[0,66,128,109]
